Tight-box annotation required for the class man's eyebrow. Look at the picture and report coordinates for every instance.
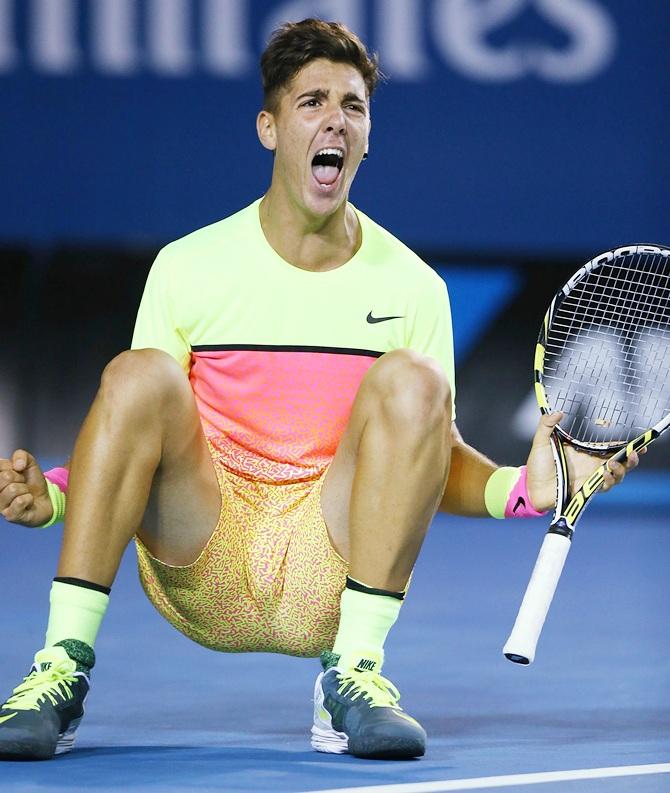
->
[342,92,366,105]
[295,89,367,105]
[296,89,329,102]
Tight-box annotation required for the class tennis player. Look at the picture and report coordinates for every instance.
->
[0,19,637,761]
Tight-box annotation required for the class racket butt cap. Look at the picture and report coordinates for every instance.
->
[504,652,531,665]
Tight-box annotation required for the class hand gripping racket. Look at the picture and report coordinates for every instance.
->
[504,244,670,665]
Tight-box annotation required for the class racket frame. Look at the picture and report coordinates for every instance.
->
[534,243,670,534]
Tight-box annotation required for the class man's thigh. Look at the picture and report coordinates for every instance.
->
[135,356,221,566]
[320,360,380,562]
[320,349,451,562]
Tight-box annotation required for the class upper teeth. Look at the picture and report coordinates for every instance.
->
[316,148,344,158]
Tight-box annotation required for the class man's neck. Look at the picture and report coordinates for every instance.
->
[259,189,361,272]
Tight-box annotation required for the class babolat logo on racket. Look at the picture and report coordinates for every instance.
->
[563,467,605,526]
[562,244,669,295]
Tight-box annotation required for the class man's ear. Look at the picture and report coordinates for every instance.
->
[363,116,371,159]
[257,110,277,152]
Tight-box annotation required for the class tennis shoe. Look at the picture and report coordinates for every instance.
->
[311,651,426,759]
[0,642,92,760]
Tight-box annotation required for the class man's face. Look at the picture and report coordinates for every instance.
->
[259,58,371,218]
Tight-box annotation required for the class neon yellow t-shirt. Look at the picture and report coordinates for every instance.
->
[132,199,455,483]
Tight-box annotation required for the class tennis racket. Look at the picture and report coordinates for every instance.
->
[503,243,670,665]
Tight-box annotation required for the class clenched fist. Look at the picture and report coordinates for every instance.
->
[0,450,53,528]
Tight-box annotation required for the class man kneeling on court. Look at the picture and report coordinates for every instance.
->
[0,19,636,761]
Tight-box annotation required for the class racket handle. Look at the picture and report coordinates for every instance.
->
[503,532,572,665]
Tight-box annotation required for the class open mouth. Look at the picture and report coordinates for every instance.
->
[311,147,344,189]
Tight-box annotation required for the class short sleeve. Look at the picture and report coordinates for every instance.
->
[131,249,191,371]
[408,276,456,418]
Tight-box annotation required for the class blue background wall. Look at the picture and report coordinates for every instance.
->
[2,0,668,251]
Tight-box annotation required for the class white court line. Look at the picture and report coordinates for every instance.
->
[302,762,670,793]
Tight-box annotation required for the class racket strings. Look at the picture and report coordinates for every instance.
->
[560,265,670,331]
[543,251,670,447]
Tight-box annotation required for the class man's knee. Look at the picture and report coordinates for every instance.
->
[99,348,191,415]
[364,349,452,427]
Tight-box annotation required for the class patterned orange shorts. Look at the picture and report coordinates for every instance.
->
[135,453,348,657]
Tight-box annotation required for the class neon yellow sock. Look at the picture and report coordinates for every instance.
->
[332,586,403,671]
[45,581,109,649]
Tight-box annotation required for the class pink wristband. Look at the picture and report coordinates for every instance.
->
[504,465,546,518]
[44,467,69,493]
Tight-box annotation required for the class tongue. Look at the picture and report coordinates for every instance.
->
[312,165,339,185]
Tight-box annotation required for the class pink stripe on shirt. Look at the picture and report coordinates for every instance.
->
[190,348,378,482]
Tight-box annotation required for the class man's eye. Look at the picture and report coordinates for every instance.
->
[301,99,319,107]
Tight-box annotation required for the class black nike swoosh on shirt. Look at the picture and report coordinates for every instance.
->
[513,496,526,514]
[366,312,404,324]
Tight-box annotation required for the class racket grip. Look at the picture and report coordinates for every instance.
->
[503,532,572,665]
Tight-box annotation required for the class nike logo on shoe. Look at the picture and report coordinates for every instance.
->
[367,312,404,324]
[513,496,526,514]
[0,712,18,725]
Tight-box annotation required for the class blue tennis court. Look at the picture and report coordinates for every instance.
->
[2,496,667,793]
[2,3,669,791]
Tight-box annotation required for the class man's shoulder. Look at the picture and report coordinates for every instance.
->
[355,206,444,289]
[158,199,260,263]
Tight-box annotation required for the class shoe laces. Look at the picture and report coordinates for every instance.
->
[336,669,402,709]
[3,660,78,712]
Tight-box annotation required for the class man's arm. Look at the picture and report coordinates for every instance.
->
[439,416,639,517]
[2,247,188,530]
[438,422,494,516]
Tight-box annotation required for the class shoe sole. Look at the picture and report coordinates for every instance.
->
[0,720,80,761]
[349,735,426,759]
[311,723,348,754]
[0,739,56,761]
[311,723,425,760]
[54,717,81,755]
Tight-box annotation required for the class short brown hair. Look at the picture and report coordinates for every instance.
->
[261,18,380,113]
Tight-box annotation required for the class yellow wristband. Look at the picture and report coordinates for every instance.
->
[39,480,67,528]
[484,466,522,519]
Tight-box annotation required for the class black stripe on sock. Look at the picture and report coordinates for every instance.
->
[345,575,404,600]
[53,577,111,596]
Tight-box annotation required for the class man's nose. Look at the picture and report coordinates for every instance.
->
[324,106,346,135]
